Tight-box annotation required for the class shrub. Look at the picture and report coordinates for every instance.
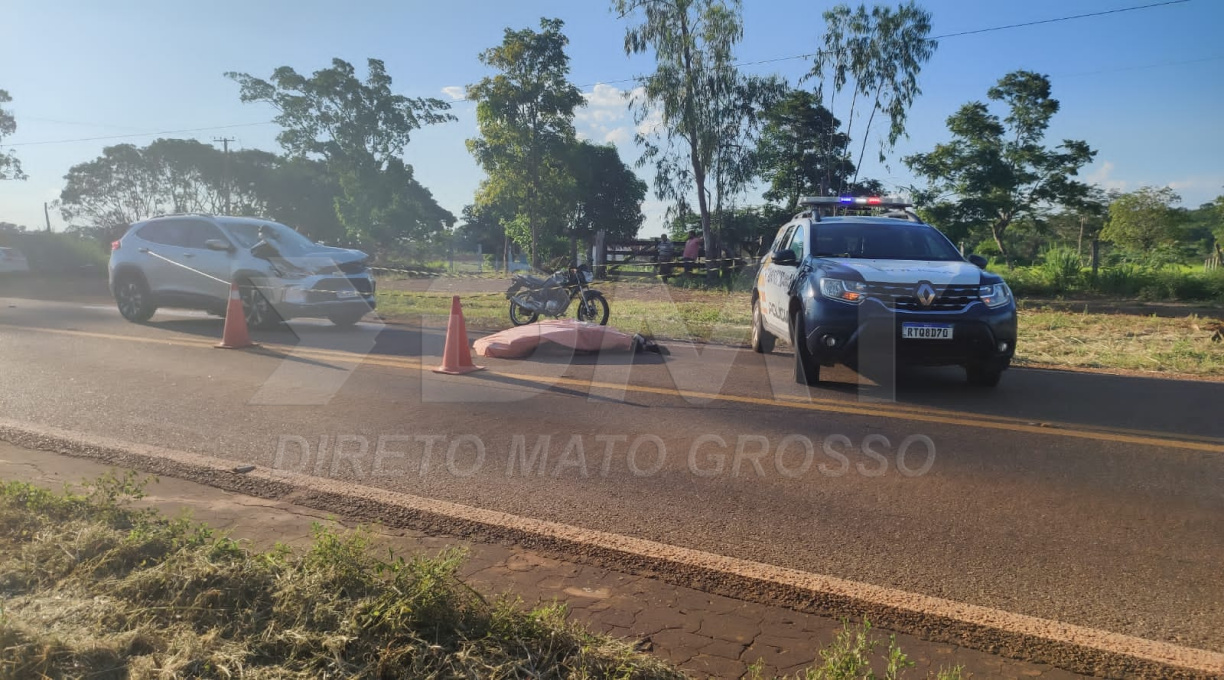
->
[0,231,108,273]
[1039,246,1083,293]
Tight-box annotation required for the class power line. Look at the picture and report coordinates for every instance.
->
[7,121,274,147]
[8,0,1195,141]
[445,0,1194,98]
[930,0,1190,39]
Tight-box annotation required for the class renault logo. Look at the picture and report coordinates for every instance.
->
[915,283,937,307]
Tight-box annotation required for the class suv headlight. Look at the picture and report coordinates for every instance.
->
[819,278,868,304]
[979,283,1012,308]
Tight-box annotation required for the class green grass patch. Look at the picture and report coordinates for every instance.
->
[0,473,970,679]
[0,472,681,679]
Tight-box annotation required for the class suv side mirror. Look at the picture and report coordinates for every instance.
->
[772,249,798,266]
[967,254,988,269]
[204,239,234,252]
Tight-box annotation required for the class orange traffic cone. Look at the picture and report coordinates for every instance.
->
[216,281,258,350]
[433,295,484,375]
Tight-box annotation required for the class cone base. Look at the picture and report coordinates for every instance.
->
[215,341,260,350]
[432,364,485,375]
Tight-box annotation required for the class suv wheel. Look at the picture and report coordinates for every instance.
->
[114,274,156,323]
[791,311,821,385]
[751,299,775,353]
[239,279,283,330]
[328,310,368,327]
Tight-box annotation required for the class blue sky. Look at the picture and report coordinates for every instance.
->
[1,0,1221,237]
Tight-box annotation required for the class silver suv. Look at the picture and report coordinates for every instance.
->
[108,215,376,328]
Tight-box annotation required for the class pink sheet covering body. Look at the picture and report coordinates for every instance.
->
[473,319,637,358]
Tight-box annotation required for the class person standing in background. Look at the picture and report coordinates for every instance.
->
[657,235,675,281]
[682,230,702,275]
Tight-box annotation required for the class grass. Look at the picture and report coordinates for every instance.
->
[374,276,1224,378]
[1015,303,1224,376]
[0,473,965,679]
[375,279,754,345]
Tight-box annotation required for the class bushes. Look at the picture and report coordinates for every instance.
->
[0,231,108,273]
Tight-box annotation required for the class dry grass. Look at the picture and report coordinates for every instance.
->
[1016,304,1224,376]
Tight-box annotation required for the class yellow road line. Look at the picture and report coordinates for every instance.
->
[6,324,1222,453]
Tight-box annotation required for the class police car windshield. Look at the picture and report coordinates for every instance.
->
[224,221,317,256]
[811,222,963,261]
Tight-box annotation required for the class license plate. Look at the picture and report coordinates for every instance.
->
[902,323,953,340]
[337,290,360,299]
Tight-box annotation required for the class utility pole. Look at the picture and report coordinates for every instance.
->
[43,202,51,232]
[213,137,235,214]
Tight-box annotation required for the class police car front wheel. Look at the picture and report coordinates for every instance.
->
[791,312,821,385]
[751,299,775,354]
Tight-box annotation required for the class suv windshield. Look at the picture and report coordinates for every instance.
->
[811,222,963,261]
[223,221,317,257]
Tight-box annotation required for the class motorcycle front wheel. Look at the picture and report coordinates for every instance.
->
[576,291,610,326]
[509,301,539,326]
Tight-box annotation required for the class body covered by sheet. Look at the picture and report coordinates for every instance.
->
[473,319,644,358]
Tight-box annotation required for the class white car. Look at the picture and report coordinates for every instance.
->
[0,247,30,273]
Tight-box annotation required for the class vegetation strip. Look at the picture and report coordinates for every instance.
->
[1,419,1221,679]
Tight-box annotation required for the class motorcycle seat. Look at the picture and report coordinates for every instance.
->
[516,274,548,287]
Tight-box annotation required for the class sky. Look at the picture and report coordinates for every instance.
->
[1,0,1221,237]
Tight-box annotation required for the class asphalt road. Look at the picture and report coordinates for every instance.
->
[2,295,1222,657]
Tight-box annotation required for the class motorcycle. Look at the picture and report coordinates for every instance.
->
[505,263,610,326]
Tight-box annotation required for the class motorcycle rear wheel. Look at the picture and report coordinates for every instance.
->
[509,301,539,326]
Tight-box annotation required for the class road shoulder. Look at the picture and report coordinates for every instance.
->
[0,441,1082,679]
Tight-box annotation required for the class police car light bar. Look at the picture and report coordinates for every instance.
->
[799,196,912,209]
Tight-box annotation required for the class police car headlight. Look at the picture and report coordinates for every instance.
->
[819,278,868,304]
[979,283,1012,308]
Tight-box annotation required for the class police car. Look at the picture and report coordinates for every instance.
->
[751,196,1016,388]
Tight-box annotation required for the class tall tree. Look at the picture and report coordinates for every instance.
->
[614,0,776,266]
[566,140,647,249]
[757,89,876,209]
[467,18,584,268]
[0,89,26,181]
[905,70,1095,259]
[227,59,456,248]
[806,2,936,195]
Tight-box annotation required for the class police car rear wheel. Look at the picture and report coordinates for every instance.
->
[751,299,774,353]
[791,312,820,385]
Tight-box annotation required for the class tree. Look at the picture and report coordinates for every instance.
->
[905,70,1095,260]
[757,89,884,208]
[806,2,936,195]
[467,18,584,268]
[614,0,779,268]
[1100,186,1186,264]
[227,58,456,248]
[567,141,647,251]
[59,143,164,240]
[1,89,27,180]
[58,139,346,244]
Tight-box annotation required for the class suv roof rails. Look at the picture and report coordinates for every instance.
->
[149,212,216,219]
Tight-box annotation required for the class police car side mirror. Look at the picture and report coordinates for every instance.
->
[967,254,988,269]
[772,249,798,266]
